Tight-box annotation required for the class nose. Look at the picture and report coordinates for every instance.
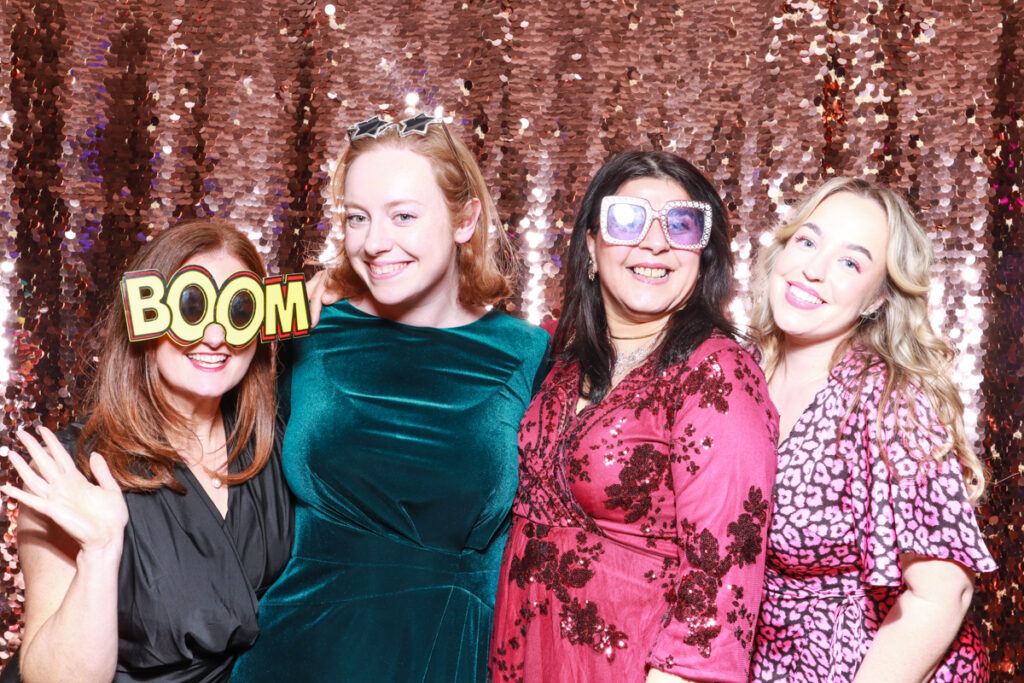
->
[362,219,394,256]
[640,216,670,254]
[201,320,227,348]
[801,250,827,281]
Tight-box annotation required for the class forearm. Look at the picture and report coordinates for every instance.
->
[21,546,122,683]
[852,585,972,683]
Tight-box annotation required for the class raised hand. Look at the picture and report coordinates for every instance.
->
[305,268,343,327]
[2,427,128,553]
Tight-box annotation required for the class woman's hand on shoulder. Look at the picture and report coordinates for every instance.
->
[305,269,343,327]
[2,427,127,555]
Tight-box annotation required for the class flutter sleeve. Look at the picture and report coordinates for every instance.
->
[859,378,997,587]
[646,342,779,682]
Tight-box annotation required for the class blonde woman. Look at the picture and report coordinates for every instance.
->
[748,177,996,682]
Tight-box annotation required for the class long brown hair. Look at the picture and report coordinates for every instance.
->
[327,114,514,307]
[750,177,987,503]
[79,218,276,493]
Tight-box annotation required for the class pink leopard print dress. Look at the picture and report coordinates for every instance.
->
[750,350,997,682]
[490,336,779,682]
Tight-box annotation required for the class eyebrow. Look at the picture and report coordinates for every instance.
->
[801,221,874,262]
[345,199,424,210]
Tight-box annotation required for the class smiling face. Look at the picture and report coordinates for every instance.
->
[153,249,257,417]
[342,147,477,326]
[768,191,890,352]
[586,176,702,330]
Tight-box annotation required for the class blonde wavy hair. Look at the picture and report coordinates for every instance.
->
[326,114,515,307]
[750,177,987,503]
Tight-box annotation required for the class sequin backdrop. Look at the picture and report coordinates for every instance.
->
[0,0,1020,677]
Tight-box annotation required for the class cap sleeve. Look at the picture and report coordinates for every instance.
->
[860,380,996,587]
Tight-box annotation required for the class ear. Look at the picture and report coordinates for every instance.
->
[453,198,481,245]
[585,231,597,266]
[863,293,885,317]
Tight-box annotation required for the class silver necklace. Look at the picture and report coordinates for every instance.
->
[612,338,659,375]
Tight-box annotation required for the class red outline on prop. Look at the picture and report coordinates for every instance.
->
[260,273,311,342]
[165,265,217,347]
[121,270,168,342]
[218,270,264,348]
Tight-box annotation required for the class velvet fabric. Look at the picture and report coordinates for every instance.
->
[233,300,549,683]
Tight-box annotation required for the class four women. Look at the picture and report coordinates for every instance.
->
[1,116,996,683]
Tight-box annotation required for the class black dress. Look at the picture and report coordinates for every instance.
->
[3,405,293,683]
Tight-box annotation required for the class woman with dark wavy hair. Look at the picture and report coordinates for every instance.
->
[489,150,778,682]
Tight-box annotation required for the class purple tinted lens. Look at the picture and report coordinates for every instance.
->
[665,208,705,245]
[606,202,648,241]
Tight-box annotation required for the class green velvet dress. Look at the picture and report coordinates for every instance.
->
[232,300,549,682]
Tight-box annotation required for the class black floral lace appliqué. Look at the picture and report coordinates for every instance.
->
[680,357,732,413]
[664,486,769,657]
[603,443,670,524]
[506,522,629,662]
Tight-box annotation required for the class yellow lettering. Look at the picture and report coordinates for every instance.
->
[262,274,311,341]
[217,272,265,348]
[120,271,171,341]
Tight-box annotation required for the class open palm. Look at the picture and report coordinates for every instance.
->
[2,427,128,552]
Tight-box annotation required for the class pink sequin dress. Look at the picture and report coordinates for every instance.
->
[750,350,997,682]
[489,336,779,682]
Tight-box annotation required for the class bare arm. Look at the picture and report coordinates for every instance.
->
[2,428,128,683]
[852,553,974,683]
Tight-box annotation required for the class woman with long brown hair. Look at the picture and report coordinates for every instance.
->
[231,112,549,682]
[747,178,996,682]
[1,219,293,682]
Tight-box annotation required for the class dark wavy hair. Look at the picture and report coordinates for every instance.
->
[554,150,738,404]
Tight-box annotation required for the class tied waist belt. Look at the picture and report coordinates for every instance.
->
[764,578,873,680]
[287,513,503,605]
[764,583,872,602]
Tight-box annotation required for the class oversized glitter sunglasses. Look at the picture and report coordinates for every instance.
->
[347,112,472,188]
[599,195,712,250]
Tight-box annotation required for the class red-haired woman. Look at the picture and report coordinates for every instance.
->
[231,113,550,683]
[2,219,293,682]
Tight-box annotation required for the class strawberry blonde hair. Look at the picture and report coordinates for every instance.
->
[327,116,515,306]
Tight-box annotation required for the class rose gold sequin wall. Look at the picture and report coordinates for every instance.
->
[0,0,1021,677]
